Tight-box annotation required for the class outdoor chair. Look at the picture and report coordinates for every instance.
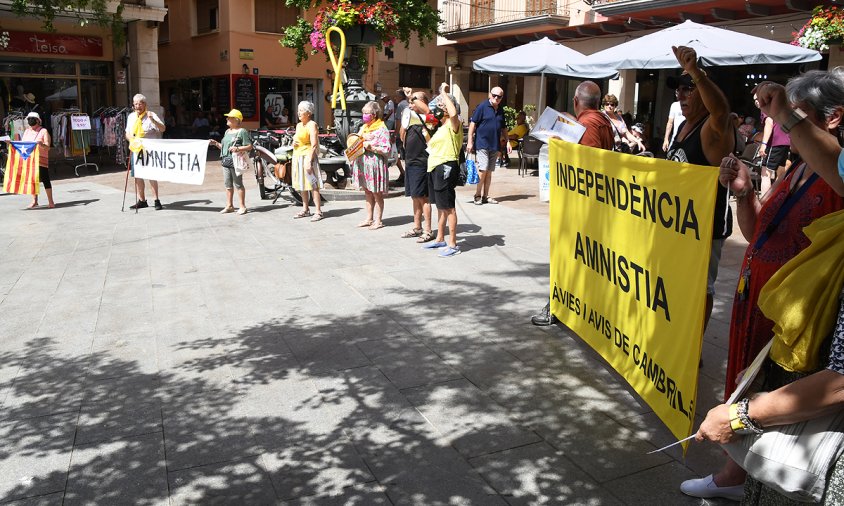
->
[738,141,764,195]
[519,137,542,177]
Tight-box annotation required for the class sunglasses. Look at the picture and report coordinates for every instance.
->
[675,86,696,97]
[491,93,503,99]
[410,96,422,102]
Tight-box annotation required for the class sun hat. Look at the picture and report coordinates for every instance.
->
[224,109,243,121]
[26,112,41,122]
[23,93,36,103]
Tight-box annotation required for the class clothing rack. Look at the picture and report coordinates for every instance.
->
[71,112,98,176]
[90,107,130,164]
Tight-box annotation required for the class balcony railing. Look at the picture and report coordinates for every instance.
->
[441,0,572,36]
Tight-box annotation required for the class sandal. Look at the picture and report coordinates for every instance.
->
[294,210,312,219]
[401,228,423,238]
[310,212,324,222]
[369,222,384,231]
[416,231,435,243]
[357,220,373,228]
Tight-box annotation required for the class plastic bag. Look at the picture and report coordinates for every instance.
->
[466,154,479,185]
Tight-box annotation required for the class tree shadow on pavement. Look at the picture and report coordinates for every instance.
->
[0,272,721,504]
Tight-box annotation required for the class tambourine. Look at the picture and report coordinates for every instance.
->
[345,134,365,162]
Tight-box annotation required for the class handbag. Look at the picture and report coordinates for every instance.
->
[220,132,242,169]
[723,409,844,503]
[466,153,479,185]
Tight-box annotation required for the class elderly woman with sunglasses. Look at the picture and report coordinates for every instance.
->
[602,94,645,153]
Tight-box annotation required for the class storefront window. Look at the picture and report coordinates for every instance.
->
[0,57,112,121]
[260,77,294,128]
[0,59,76,76]
[79,62,111,76]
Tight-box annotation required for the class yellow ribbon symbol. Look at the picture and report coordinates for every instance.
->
[326,26,347,110]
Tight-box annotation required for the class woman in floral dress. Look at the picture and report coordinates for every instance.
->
[351,100,391,230]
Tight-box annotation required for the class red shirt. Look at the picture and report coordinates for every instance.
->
[577,109,614,150]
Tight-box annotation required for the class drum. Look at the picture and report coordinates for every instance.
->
[345,134,364,162]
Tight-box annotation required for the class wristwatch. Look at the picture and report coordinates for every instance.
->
[780,107,808,134]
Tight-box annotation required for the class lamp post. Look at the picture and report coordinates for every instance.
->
[332,26,380,147]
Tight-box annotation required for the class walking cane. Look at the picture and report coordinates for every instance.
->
[121,157,131,212]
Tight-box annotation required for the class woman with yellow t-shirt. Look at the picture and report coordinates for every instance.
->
[422,84,463,258]
[290,101,323,221]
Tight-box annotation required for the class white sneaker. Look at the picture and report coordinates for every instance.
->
[680,475,744,501]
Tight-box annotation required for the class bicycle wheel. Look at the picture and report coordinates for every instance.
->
[255,158,281,200]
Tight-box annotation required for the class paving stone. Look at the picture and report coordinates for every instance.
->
[279,483,391,505]
[603,460,723,505]
[285,335,372,372]
[162,394,263,471]
[64,432,168,505]
[356,337,463,389]
[403,378,541,458]
[533,409,672,484]
[262,438,374,500]
[360,438,507,506]
[0,413,77,502]
[168,456,277,505]
[1,359,87,421]
[1,492,64,505]
[470,442,624,505]
[76,376,162,445]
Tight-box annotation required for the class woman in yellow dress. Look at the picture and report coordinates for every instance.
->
[290,101,323,221]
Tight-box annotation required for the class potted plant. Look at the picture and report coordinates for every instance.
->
[792,5,844,52]
[280,0,440,66]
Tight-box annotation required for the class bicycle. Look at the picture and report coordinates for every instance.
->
[250,129,303,204]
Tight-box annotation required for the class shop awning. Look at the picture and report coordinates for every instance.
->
[473,37,617,79]
[569,20,821,72]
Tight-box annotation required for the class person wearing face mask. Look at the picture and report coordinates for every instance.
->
[17,112,54,208]
[350,101,391,230]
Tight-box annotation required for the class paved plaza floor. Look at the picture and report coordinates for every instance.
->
[0,161,746,504]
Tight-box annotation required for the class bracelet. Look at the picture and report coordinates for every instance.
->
[737,398,764,434]
[729,403,745,433]
[760,142,768,146]
[734,187,753,200]
[690,69,707,84]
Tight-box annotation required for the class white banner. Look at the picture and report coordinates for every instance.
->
[132,139,209,185]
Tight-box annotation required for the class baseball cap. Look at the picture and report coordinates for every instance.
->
[26,112,41,122]
[223,109,243,121]
[666,72,695,90]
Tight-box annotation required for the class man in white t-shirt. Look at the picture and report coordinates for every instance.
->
[662,100,685,153]
[125,93,166,210]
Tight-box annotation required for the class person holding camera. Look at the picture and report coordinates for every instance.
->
[422,83,463,258]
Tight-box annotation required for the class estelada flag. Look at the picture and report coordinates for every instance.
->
[3,141,40,195]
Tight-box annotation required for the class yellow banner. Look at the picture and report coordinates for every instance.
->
[549,140,717,444]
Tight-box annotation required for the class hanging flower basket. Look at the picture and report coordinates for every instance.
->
[280,0,440,66]
[342,24,381,46]
[792,6,844,52]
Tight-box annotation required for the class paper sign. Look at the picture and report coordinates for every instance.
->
[530,106,586,144]
[71,115,91,130]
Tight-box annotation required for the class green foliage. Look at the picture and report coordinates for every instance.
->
[504,104,537,130]
[279,0,440,66]
[280,18,315,66]
[10,0,125,44]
